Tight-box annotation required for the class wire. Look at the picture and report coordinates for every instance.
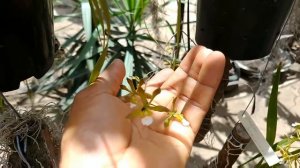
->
[241,0,296,116]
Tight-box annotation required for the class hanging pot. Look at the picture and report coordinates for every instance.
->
[195,0,295,60]
[0,0,55,91]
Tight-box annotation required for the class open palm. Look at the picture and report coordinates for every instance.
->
[60,46,225,168]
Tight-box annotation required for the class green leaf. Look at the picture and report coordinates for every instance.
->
[137,78,145,91]
[88,43,108,84]
[174,113,184,122]
[145,93,152,99]
[111,0,131,26]
[89,0,104,31]
[120,85,131,93]
[164,117,172,127]
[59,28,100,70]
[127,110,144,118]
[148,105,170,112]
[149,88,161,103]
[98,0,111,33]
[138,91,148,107]
[89,0,110,45]
[134,0,149,25]
[127,78,136,94]
[143,109,152,116]
[37,28,101,92]
[275,137,298,150]
[266,63,282,145]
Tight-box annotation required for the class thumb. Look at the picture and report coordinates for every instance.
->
[91,59,125,95]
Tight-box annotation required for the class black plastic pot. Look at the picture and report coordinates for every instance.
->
[195,0,295,60]
[0,0,54,91]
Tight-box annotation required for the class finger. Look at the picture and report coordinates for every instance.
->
[160,46,212,98]
[188,47,213,79]
[144,46,212,126]
[144,68,174,93]
[182,51,225,134]
[143,47,214,142]
[88,59,125,96]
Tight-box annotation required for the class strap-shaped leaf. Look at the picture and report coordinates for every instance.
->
[88,0,111,84]
[89,0,104,31]
[266,63,282,145]
[139,91,148,106]
[134,0,149,25]
[149,88,161,103]
[148,105,170,112]
[120,85,131,93]
[98,0,111,34]
[88,43,108,84]
[152,88,161,98]
[145,93,152,99]
[126,78,136,93]
[137,78,145,90]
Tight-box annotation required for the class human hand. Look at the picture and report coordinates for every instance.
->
[60,46,225,168]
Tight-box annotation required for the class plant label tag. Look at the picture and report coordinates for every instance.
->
[238,112,280,166]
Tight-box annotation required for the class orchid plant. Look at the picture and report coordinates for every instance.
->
[120,76,189,127]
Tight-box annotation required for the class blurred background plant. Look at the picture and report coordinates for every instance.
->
[34,0,190,110]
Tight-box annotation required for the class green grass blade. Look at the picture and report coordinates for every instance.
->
[266,63,282,145]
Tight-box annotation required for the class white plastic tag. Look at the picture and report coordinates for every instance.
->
[238,112,280,166]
